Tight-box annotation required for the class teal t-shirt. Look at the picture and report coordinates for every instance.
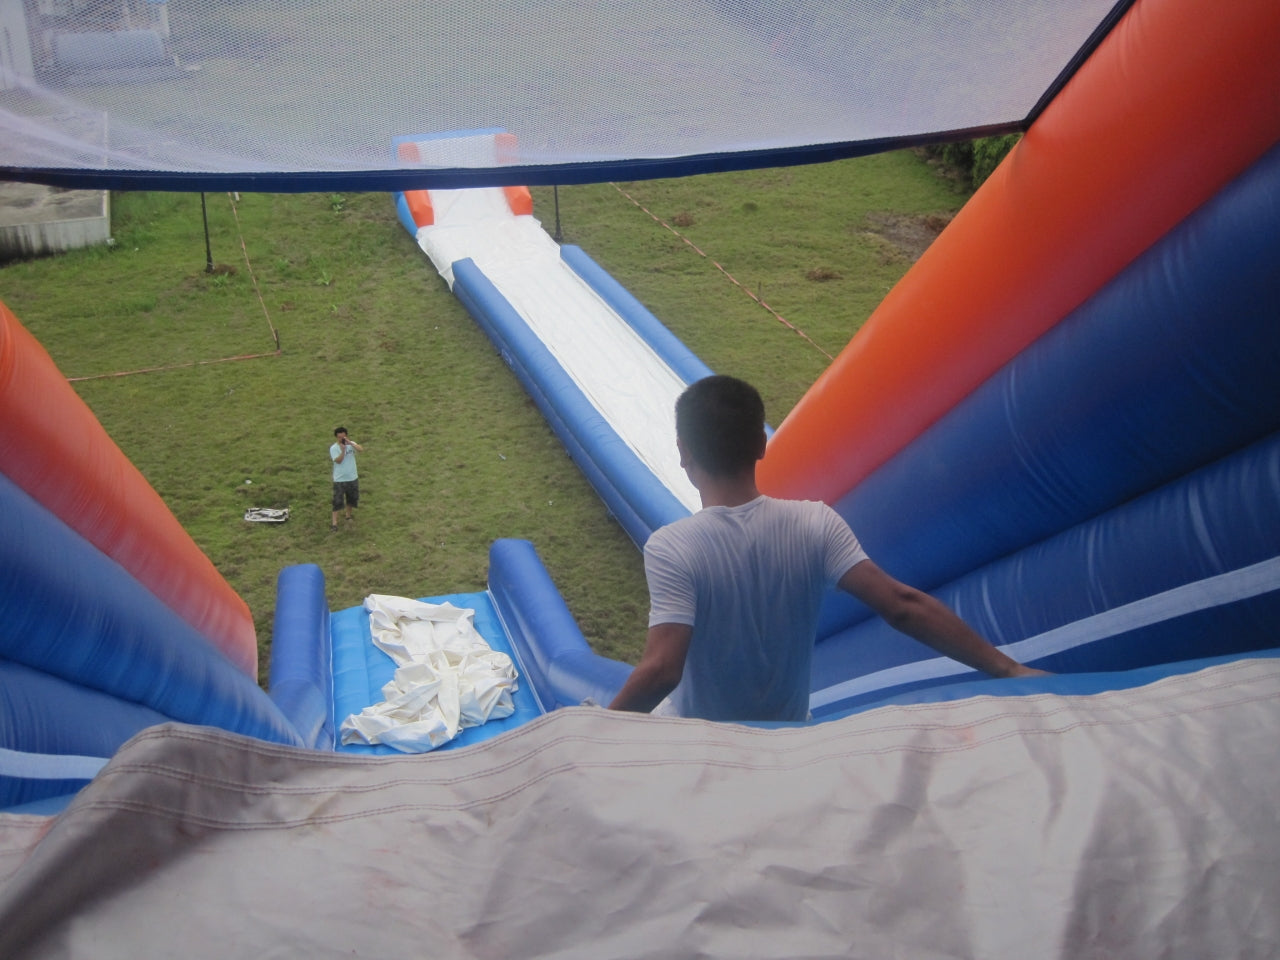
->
[330,442,358,482]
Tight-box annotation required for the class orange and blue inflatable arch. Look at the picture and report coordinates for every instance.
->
[755,0,1280,712]
[0,304,303,810]
[3,0,1279,806]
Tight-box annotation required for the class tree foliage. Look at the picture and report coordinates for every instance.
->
[925,133,1022,189]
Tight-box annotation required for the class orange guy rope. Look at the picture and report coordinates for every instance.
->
[67,193,283,382]
[611,183,834,361]
[227,192,281,351]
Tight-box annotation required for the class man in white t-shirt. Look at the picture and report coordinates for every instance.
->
[608,375,1045,721]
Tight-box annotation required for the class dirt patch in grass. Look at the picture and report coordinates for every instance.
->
[860,211,953,263]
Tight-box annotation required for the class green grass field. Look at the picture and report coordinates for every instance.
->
[0,151,970,684]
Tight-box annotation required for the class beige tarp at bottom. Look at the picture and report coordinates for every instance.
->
[2,657,1278,959]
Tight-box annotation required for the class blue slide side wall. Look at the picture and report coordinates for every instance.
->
[488,538,630,710]
[0,473,302,749]
[394,192,417,238]
[329,603,377,741]
[821,647,1280,721]
[0,660,169,807]
[812,428,1280,713]
[814,141,1280,643]
[267,564,334,750]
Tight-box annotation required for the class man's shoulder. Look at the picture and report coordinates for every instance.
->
[716,494,828,513]
[648,497,833,535]
[764,495,830,511]
[646,514,696,547]
[749,497,854,549]
[644,511,717,567]
[745,495,837,526]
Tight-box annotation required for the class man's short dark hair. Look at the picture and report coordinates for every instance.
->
[675,375,766,476]
[334,426,347,436]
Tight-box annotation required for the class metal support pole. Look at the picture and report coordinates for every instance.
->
[201,192,214,273]
[553,185,562,242]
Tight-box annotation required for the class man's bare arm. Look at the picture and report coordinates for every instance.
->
[608,622,694,712]
[838,561,1048,678]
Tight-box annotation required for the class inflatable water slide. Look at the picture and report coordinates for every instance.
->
[392,129,709,547]
[284,129,727,759]
[769,1,1280,715]
[3,1,1280,953]
[2,0,1278,817]
[376,0,1280,725]
[262,0,1280,745]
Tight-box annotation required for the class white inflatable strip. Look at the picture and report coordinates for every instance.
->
[0,747,109,782]
[810,554,1280,709]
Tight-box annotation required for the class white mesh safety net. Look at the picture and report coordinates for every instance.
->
[1,0,1125,187]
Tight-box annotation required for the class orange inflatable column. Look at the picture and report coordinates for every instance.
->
[404,189,435,227]
[503,186,533,216]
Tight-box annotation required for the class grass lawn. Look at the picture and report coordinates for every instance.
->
[0,150,969,684]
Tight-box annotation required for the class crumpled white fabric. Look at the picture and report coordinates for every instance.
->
[338,595,518,752]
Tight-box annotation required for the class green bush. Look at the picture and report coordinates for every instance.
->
[937,140,974,173]
[971,133,1022,188]
[924,133,1022,189]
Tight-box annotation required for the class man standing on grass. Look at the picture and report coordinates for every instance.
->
[608,375,1046,721]
[330,426,363,531]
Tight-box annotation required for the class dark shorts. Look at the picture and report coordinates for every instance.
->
[332,479,359,510]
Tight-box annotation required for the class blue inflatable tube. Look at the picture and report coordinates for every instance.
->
[393,192,417,238]
[329,603,375,740]
[488,538,630,710]
[0,473,302,747]
[821,647,1280,721]
[0,659,169,807]
[452,257,689,545]
[0,660,169,756]
[816,140,1280,639]
[559,244,714,387]
[811,428,1280,714]
[267,564,334,750]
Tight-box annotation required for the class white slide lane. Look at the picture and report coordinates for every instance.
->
[416,187,701,514]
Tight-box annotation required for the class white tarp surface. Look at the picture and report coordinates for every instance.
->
[2,657,1278,959]
[338,595,517,752]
